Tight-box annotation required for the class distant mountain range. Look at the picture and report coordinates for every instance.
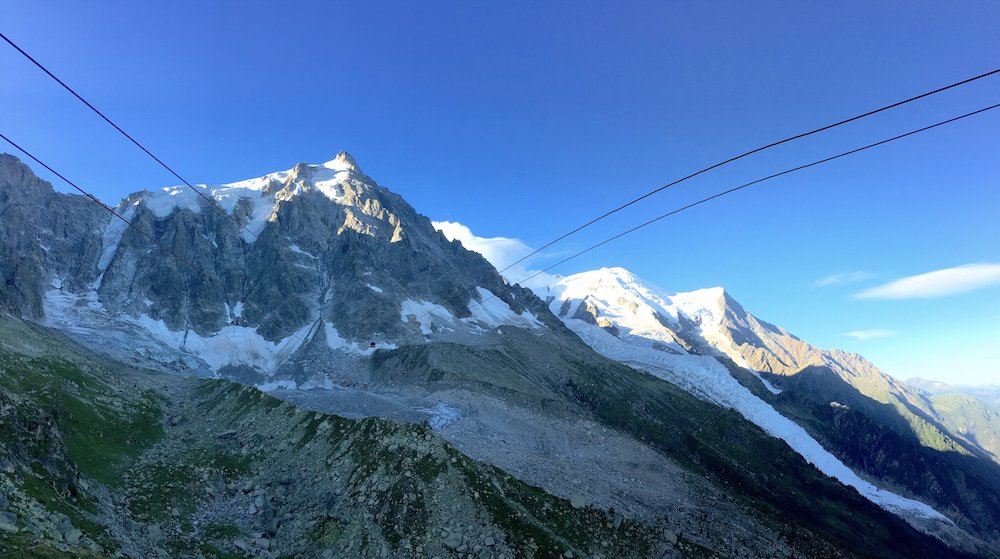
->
[909,378,1000,408]
[2,151,997,557]
[540,267,1000,550]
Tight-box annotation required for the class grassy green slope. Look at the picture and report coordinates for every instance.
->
[931,393,1000,463]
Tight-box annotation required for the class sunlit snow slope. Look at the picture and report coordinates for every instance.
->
[137,153,356,242]
[539,267,950,522]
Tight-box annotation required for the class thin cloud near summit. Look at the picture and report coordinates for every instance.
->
[432,220,557,288]
[814,271,876,287]
[841,329,898,342]
[854,263,1000,300]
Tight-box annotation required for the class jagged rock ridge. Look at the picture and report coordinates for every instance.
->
[0,152,550,381]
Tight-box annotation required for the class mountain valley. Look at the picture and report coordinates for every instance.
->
[1,152,997,558]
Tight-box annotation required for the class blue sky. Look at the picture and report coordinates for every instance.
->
[2,1,998,384]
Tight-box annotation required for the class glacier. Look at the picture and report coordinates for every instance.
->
[544,267,951,522]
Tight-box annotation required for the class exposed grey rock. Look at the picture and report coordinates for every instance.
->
[443,531,463,549]
[0,511,16,532]
[64,528,82,544]
[1,152,556,383]
[145,523,166,544]
[663,529,677,546]
[0,154,107,318]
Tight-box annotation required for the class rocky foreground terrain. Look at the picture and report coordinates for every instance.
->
[0,317,695,559]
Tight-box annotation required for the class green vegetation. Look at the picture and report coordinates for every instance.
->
[195,448,253,480]
[773,391,1000,542]
[0,348,166,555]
[452,449,657,558]
[17,464,110,548]
[0,531,102,558]
[309,517,347,548]
[0,351,163,486]
[127,461,200,522]
[932,393,1000,460]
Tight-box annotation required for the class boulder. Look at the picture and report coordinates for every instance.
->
[443,531,463,549]
[663,529,677,546]
[0,511,17,532]
[64,528,83,545]
[145,523,166,544]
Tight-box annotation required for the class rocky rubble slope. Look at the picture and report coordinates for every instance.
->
[0,317,687,559]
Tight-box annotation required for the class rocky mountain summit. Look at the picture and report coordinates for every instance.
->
[1,153,994,558]
[1,152,549,385]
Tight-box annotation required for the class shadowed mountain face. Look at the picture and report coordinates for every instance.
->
[923,392,1000,462]
[0,154,108,318]
[0,154,991,557]
[771,366,1000,546]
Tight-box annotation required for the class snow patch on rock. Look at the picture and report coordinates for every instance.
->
[400,288,542,336]
[130,314,311,373]
[467,287,543,330]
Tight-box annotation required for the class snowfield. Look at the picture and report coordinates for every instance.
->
[399,287,543,336]
[544,267,951,522]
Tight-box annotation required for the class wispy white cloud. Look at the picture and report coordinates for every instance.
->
[854,263,1000,300]
[814,271,876,287]
[841,329,897,342]
[432,221,557,288]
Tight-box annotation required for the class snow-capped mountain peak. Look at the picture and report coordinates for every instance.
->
[132,153,369,241]
[324,150,360,171]
[543,267,731,353]
[0,151,549,384]
[545,266,950,522]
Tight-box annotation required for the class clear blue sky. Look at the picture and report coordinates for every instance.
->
[2,1,998,384]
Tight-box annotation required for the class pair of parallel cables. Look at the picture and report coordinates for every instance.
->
[1,31,997,331]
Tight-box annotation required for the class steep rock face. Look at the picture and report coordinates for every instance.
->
[1,152,550,379]
[0,154,108,318]
[94,153,539,342]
